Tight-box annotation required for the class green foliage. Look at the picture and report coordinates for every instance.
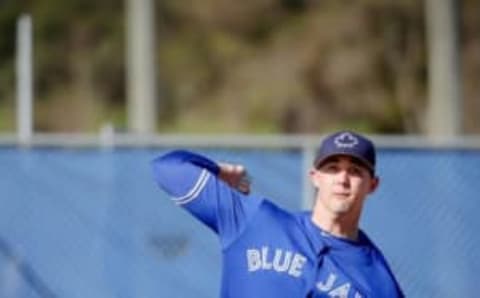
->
[0,0,478,133]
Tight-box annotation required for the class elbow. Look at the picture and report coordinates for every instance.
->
[150,150,206,197]
[151,151,182,182]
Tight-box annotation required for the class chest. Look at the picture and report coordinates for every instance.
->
[225,245,368,298]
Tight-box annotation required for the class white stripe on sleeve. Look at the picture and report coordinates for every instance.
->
[172,169,211,205]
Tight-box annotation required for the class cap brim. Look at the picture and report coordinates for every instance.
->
[314,153,374,173]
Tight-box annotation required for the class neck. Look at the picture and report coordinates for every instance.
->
[311,202,361,241]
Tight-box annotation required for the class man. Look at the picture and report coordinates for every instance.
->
[151,131,404,297]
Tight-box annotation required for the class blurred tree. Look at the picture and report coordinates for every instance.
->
[0,0,478,134]
[0,0,23,130]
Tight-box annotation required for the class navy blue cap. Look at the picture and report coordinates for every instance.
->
[314,131,376,173]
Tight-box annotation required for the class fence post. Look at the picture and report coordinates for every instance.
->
[425,0,462,137]
[301,140,315,210]
[126,0,157,134]
[16,14,33,146]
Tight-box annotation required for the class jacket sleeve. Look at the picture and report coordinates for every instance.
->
[151,150,263,248]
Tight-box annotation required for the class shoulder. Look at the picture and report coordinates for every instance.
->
[257,199,302,222]
[358,230,390,259]
[251,199,310,235]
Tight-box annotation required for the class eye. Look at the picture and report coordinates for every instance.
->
[348,166,363,177]
[323,163,339,172]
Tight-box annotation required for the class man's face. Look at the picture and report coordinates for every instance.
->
[310,155,379,216]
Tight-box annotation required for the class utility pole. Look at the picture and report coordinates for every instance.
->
[126,0,157,134]
[425,0,462,137]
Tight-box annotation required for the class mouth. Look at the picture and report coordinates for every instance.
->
[332,192,351,198]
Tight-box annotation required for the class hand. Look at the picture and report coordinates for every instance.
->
[218,163,251,195]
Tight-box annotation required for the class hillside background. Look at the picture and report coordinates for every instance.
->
[0,0,478,134]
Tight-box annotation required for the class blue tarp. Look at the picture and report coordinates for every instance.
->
[0,148,478,297]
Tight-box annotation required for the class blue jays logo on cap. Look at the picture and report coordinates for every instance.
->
[334,132,359,148]
[314,130,376,174]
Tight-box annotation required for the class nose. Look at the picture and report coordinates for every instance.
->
[335,170,350,185]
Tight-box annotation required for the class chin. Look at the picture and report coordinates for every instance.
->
[331,203,353,214]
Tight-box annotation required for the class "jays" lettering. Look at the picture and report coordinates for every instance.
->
[317,273,363,298]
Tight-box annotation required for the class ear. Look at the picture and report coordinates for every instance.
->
[309,168,321,188]
[369,176,380,194]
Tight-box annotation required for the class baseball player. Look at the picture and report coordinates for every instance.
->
[151,131,404,297]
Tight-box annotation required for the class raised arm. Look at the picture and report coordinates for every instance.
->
[151,150,261,248]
